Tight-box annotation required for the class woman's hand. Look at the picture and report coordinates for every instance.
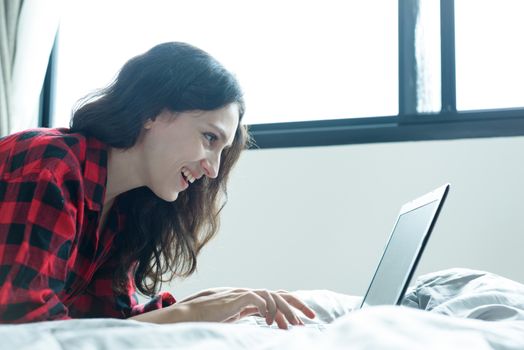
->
[174,288,316,329]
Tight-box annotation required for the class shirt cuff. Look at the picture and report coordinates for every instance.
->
[129,291,176,317]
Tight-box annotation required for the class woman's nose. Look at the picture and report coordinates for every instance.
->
[201,155,220,179]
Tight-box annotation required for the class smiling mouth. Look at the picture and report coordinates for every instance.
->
[181,168,196,184]
[181,172,189,185]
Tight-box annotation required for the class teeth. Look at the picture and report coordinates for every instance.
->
[182,168,195,183]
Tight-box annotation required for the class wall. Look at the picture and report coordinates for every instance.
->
[162,135,524,300]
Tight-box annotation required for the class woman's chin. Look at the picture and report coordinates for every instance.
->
[164,191,180,202]
[150,187,180,202]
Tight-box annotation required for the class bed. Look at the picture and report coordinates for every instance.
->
[1,268,523,349]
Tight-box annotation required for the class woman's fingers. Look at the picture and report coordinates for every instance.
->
[250,290,314,327]
[252,289,278,325]
[236,290,301,329]
[271,292,302,326]
[274,310,289,330]
[179,287,314,330]
[238,306,261,318]
[237,291,268,320]
[279,293,316,319]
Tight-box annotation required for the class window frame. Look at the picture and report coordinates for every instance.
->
[41,0,524,149]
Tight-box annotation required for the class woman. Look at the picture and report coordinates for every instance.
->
[0,42,315,328]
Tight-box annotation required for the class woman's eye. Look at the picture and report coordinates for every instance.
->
[203,132,218,144]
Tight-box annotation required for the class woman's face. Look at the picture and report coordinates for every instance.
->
[139,103,239,202]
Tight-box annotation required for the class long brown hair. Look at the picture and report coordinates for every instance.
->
[70,42,251,296]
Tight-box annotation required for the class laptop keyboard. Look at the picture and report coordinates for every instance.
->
[253,317,328,331]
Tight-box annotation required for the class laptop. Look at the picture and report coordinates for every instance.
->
[256,183,450,330]
[359,183,449,308]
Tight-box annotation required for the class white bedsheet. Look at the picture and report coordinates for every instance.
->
[1,268,523,350]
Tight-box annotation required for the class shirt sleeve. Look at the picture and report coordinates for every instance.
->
[68,251,176,319]
[0,168,78,323]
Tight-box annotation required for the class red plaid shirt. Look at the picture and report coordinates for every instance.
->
[0,128,175,323]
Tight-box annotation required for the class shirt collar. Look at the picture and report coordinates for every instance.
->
[82,136,108,212]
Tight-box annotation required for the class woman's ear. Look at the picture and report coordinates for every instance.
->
[144,119,154,130]
[144,111,165,129]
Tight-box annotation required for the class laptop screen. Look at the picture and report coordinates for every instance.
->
[361,199,440,307]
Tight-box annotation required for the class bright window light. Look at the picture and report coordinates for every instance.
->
[52,0,398,127]
[455,0,524,111]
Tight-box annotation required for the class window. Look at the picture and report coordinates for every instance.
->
[455,0,524,110]
[46,0,524,148]
[52,0,397,127]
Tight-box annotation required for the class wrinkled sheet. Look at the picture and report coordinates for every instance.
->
[1,268,523,350]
